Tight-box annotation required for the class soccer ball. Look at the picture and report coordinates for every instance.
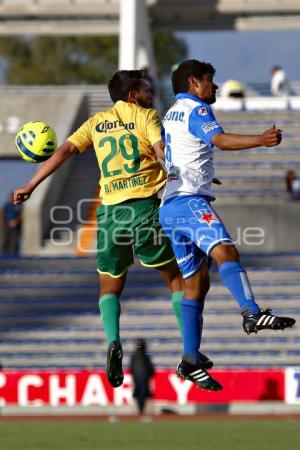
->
[15,121,57,163]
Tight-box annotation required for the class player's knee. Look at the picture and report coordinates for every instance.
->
[158,261,184,291]
[196,279,209,300]
[99,288,121,297]
[99,274,125,297]
[159,260,180,278]
[211,243,239,264]
[223,245,239,261]
[185,285,205,301]
[99,283,123,297]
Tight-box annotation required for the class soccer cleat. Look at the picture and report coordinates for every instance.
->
[199,351,213,370]
[176,359,222,391]
[242,308,296,335]
[106,340,124,388]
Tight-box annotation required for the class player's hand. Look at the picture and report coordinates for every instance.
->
[14,186,33,204]
[260,124,282,147]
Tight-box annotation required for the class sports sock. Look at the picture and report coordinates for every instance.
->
[219,261,260,314]
[99,293,121,344]
[181,298,204,365]
[171,290,185,335]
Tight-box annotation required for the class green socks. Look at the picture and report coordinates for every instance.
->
[99,291,184,344]
[171,290,185,336]
[99,293,121,344]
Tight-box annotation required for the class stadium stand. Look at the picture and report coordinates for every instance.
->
[0,254,299,369]
[0,161,36,207]
[2,0,300,35]
[214,110,300,200]
[248,81,300,97]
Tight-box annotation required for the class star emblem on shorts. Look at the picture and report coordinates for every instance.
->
[198,212,219,226]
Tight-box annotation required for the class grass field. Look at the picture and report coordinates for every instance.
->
[0,417,300,450]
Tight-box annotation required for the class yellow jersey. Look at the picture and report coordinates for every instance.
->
[67,100,166,205]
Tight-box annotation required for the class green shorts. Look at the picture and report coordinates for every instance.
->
[96,197,175,277]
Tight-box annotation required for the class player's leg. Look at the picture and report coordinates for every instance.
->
[157,259,185,331]
[210,242,296,334]
[131,197,187,334]
[99,273,127,388]
[99,274,128,389]
[99,273,127,346]
[97,203,134,387]
[175,262,222,391]
[157,259,213,370]
[180,261,209,364]
[159,198,221,390]
[211,243,260,315]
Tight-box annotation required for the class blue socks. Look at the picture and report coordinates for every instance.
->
[181,298,204,364]
[219,261,260,314]
[180,262,259,365]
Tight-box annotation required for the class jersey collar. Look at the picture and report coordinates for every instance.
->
[175,93,208,105]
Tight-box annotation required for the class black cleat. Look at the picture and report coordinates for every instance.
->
[199,351,213,370]
[106,341,124,388]
[176,359,222,391]
[243,308,296,335]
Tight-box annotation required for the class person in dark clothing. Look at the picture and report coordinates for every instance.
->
[1,193,22,256]
[130,338,155,415]
[285,170,297,194]
[285,170,300,200]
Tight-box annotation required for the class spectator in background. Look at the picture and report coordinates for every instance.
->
[285,170,297,194]
[220,79,246,99]
[285,170,300,200]
[0,193,22,256]
[271,66,290,97]
[130,338,155,416]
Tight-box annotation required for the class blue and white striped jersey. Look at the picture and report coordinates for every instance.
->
[161,93,223,202]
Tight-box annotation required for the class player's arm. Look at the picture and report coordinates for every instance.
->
[152,140,165,160]
[14,141,79,204]
[153,138,221,183]
[145,108,167,161]
[211,125,282,150]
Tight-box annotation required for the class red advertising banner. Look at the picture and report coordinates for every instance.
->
[0,369,284,406]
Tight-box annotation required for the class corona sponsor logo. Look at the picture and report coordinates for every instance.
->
[96,120,135,133]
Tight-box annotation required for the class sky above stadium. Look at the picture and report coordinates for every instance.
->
[177,29,300,84]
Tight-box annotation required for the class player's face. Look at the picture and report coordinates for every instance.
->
[135,79,154,108]
[193,73,218,104]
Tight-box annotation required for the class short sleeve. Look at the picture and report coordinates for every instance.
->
[145,109,163,146]
[188,105,223,147]
[67,118,93,153]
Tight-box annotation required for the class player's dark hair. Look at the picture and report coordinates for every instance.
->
[108,70,145,103]
[172,59,216,95]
